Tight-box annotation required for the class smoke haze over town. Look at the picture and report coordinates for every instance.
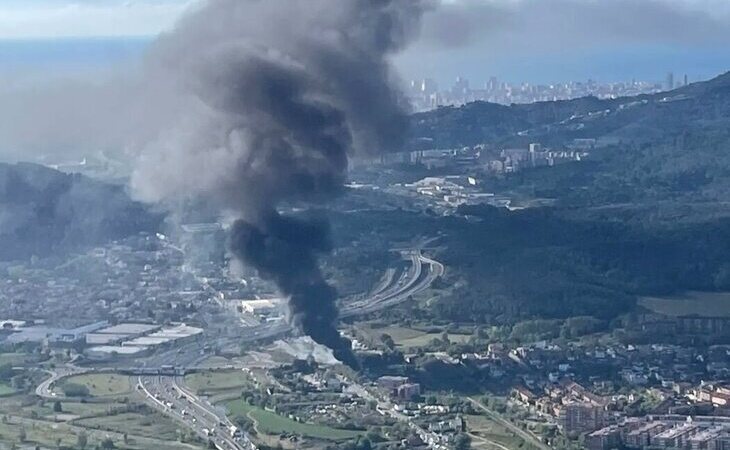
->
[4,2,730,450]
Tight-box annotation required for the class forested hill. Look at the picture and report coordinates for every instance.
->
[394,72,730,324]
[0,162,162,261]
[409,71,730,149]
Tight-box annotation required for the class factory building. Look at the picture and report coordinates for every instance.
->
[5,321,109,345]
[239,298,283,317]
[84,323,203,361]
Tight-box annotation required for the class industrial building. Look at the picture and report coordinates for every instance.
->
[123,323,203,347]
[85,345,150,359]
[239,298,282,317]
[588,416,730,450]
[85,323,161,345]
[5,321,109,345]
[84,323,203,360]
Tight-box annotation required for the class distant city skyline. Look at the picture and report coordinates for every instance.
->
[404,72,694,111]
[0,36,722,86]
[2,0,730,86]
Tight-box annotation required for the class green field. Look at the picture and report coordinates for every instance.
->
[225,399,361,441]
[359,325,472,349]
[639,291,730,317]
[198,356,232,368]
[0,383,15,396]
[0,386,201,450]
[59,373,132,397]
[185,370,254,394]
[16,400,130,420]
[0,352,29,366]
[0,417,202,450]
[76,412,180,440]
[466,414,536,450]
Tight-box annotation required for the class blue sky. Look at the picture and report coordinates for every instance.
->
[2,0,730,84]
[0,0,196,39]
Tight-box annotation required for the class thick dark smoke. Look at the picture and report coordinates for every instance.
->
[229,214,358,367]
[130,0,429,367]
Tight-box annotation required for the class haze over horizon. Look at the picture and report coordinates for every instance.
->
[5,1,730,448]
[2,0,730,85]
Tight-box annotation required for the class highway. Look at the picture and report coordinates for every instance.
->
[341,249,444,318]
[137,375,256,450]
[138,248,444,449]
[152,248,444,356]
[35,366,88,399]
[38,246,444,450]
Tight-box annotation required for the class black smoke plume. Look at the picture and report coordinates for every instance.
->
[131,0,429,367]
[229,214,358,368]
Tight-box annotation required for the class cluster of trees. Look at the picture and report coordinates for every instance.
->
[0,162,162,262]
[329,73,730,327]
[61,382,90,398]
[330,186,730,328]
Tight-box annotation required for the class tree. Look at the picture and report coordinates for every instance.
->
[0,364,13,382]
[10,375,25,390]
[100,437,115,449]
[53,401,63,412]
[365,429,383,443]
[18,427,26,443]
[356,437,372,450]
[714,264,730,289]
[453,433,472,450]
[61,383,89,397]
[380,333,396,351]
[77,430,88,449]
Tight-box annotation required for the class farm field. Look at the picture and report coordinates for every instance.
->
[184,370,255,394]
[357,324,472,349]
[58,373,133,397]
[466,414,537,450]
[76,411,180,440]
[0,413,201,450]
[0,383,14,396]
[225,399,362,441]
[0,352,31,366]
[639,291,730,317]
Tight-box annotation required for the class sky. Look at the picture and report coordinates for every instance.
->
[1,0,730,85]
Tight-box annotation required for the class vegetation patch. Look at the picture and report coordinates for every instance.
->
[0,383,15,396]
[639,291,730,317]
[58,373,132,397]
[466,414,536,450]
[76,412,180,440]
[185,370,254,394]
[360,324,472,350]
[0,353,30,366]
[226,399,362,441]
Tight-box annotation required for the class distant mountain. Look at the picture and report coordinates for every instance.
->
[409,71,730,209]
[0,162,162,261]
[409,71,730,149]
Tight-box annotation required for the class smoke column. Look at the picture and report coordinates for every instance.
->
[131,0,428,367]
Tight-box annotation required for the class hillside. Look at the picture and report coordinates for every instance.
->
[409,71,730,149]
[410,72,730,211]
[0,162,162,261]
[382,72,730,323]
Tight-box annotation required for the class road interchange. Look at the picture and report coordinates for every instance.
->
[36,247,444,450]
